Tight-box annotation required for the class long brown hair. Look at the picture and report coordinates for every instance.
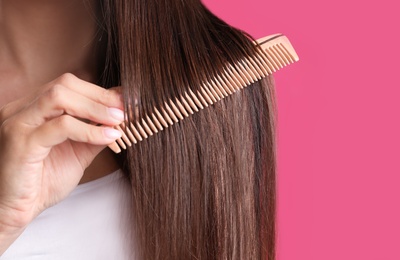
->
[98,0,276,259]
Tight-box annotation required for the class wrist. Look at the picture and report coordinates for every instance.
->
[0,223,25,256]
[0,208,27,256]
[0,205,31,233]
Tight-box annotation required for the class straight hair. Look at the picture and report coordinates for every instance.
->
[98,0,276,259]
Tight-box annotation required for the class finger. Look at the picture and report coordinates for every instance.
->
[70,142,108,170]
[18,84,125,126]
[48,73,123,109]
[30,115,122,148]
[0,74,123,125]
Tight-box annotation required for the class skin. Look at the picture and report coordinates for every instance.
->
[0,0,124,254]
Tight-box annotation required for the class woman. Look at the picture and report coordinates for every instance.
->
[0,0,276,259]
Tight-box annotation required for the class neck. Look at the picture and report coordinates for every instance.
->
[0,1,115,183]
[0,0,100,87]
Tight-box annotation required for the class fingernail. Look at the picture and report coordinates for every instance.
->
[104,128,122,139]
[108,108,125,121]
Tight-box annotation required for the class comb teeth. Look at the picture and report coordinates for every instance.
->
[108,34,299,153]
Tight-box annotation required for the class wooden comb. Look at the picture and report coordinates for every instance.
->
[108,33,299,153]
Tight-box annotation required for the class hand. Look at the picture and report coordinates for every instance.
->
[0,73,124,231]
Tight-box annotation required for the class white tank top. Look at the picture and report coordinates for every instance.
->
[2,169,135,259]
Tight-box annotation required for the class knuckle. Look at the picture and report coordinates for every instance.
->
[46,84,65,104]
[99,88,113,103]
[85,127,98,143]
[55,115,71,129]
[57,73,76,86]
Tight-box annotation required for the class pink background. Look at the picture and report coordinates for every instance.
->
[203,0,400,259]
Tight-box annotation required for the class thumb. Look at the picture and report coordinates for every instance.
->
[72,143,107,171]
